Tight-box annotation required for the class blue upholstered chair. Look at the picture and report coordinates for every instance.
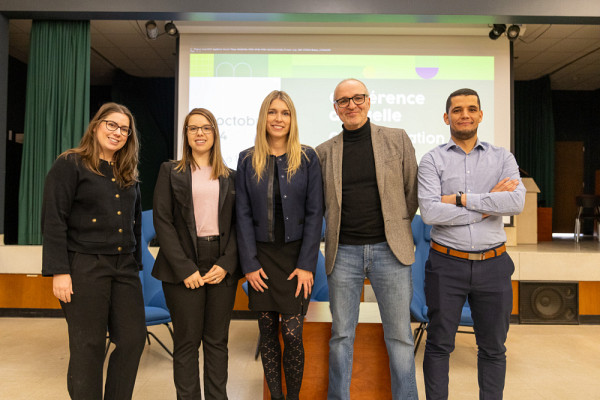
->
[139,209,173,356]
[410,214,473,354]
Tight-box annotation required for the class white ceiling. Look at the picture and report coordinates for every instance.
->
[8,20,600,90]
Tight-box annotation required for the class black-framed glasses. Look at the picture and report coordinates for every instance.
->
[334,94,369,108]
[102,120,132,136]
[186,125,214,135]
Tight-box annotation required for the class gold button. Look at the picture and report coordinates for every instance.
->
[117,247,122,251]
[92,218,97,223]
[117,211,122,215]
[118,228,123,233]
[111,178,116,182]
[115,194,120,198]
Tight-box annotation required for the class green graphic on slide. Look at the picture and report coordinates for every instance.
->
[190,54,493,80]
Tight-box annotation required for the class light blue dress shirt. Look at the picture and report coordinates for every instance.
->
[418,138,526,252]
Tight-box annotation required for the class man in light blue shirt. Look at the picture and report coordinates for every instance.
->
[418,88,525,400]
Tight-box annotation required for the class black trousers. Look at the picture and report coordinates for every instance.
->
[162,239,237,400]
[60,252,146,400]
[423,249,514,400]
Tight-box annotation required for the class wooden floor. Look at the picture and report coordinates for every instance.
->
[1,317,600,399]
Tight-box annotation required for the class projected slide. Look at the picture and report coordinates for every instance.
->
[188,53,495,167]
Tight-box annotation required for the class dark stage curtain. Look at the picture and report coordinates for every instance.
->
[111,70,174,210]
[515,75,555,207]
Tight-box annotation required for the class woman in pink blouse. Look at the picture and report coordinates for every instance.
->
[152,108,240,400]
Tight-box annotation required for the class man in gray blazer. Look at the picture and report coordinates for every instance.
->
[316,78,419,400]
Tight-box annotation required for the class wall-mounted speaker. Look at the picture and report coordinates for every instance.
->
[519,282,579,324]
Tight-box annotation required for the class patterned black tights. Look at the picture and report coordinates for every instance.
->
[258,311,305,400]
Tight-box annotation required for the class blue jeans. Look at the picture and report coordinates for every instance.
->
[327,242,418,400]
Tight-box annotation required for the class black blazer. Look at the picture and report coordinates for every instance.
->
[151,161,240,285]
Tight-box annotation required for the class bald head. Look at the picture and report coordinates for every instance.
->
[333,78,371,130]
[334,78,369,100]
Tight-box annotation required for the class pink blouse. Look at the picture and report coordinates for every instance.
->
[191,166,219,237]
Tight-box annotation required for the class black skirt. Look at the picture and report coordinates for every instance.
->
[251,238,310,315]
[248,157,312,315]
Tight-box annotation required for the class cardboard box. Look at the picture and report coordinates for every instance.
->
[514,178,541,244]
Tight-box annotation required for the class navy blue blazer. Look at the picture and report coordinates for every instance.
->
[236,146,323,274]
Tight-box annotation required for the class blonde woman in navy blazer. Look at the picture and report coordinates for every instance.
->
[236,90,323,400]
[152,108,240,400]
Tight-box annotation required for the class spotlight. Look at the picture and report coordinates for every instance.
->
[489,24,506,40]
[165,21,178,37]
[506,25,521,41]
[145,20,158,40]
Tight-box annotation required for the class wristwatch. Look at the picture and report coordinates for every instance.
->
[456,191,464,207]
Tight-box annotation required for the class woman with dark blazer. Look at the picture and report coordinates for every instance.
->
[41,102,146,399]
[152,108,239,400]
[236,90,323,400]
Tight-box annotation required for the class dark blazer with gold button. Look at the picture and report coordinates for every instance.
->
[41,153,142,276]
[151,161,240,285]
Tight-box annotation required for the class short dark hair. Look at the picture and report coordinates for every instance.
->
[446,88,481,114]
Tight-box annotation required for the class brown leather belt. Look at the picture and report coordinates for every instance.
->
[431,241,506,261]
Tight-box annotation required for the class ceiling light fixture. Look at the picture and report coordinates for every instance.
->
[165,21,178,37]
[145,20,159,40]
[489,24,506,40]
[506,25,521,41]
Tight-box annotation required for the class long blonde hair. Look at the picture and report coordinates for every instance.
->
[61,102,139,188]
[175,108,230,179]
[252,90,306,182]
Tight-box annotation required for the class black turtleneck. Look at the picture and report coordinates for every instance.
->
[339,119,386,245]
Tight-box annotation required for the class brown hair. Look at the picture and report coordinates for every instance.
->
[251,90,306,182]
[175,108,230,179]
[61,102,139,188]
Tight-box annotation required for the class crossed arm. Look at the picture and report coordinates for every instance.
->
[440,177,520,218]
[418,151,525,226]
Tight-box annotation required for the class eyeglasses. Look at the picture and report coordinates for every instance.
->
[102,120,132,136]
[186,125,214,135]
[334,94,369,108]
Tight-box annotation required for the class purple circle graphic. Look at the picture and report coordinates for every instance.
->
[416,67,439,79]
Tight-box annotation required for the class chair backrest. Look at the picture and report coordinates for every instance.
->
[409,214,474,327]
[576,194,599,209]
[311,250,329,301]
[409,214,432,323]
[576,195,600,218]
[311,218,329,301]
[140,210,168,309]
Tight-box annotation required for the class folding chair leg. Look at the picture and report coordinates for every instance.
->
[166,323,174,339]
[147,330,173,357]
[413,322,426,355]
[254,332,261,360]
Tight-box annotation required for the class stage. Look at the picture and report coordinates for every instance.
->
[507,237,600,282]
[1,239,599,319]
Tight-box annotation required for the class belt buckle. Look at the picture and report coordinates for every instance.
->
[468,252,485,261]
